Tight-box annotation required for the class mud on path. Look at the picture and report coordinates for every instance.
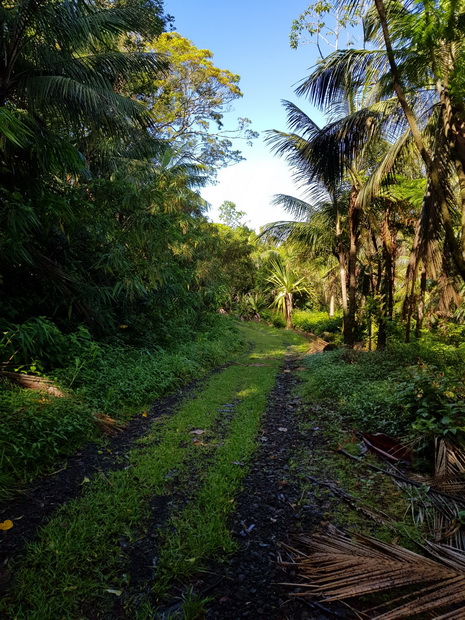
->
[201,354,337,620]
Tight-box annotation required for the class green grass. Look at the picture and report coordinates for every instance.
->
[1,323,309,619]
[0,317,243,496]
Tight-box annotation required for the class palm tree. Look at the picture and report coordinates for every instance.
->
[260,188,348,318]
[296,0,465,283]
[266,96,387,346]
[267,259,308,329]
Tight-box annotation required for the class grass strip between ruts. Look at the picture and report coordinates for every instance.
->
[1,324,308,620]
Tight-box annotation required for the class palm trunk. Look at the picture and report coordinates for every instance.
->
[415,265,427,338]
[285,292,293,329]
[378,209,395,349]
[335,200,348,319]
[345,188,360,347]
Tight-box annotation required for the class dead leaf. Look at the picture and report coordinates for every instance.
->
[189,429,206,435]
[141,412,148,417]
[105,589,122,596]
[282,531,465,618]
[0,520,13,531]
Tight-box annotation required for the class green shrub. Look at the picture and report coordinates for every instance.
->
[0,317,65,369]
[300,344,465,436]
[0,316,244,495]
[270,313,286,328]
[292,310,342,335]
[397,366,465,438]
[0,390,97,491]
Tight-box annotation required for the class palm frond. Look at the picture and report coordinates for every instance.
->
[295,49,389,108]
[280,101,321,139]
[356,129,412,208]
[283,531,465,618]
[271,194,320,221]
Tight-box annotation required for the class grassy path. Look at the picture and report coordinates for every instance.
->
[1,323,308,619]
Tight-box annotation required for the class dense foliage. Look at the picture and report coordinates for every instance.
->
[0,0,262,492]
[263,0,465,351]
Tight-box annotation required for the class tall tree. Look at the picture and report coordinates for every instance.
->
[138,32,258,171]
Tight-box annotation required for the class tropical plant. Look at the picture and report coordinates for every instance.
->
[294,0,465,289]
[267,260,308,329]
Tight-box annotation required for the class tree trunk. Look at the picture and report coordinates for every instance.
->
[415,265,427,338]
[285,292,293,329]
[329,294,335,317]
[335,205,348,320]
[378,209,395,349]
[345,188,360,347]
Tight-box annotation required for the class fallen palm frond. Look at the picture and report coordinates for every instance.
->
[0,370,66,397]
[93,412,125,436]
[434,438,465,498]
[308,476,393,526]
[339,442,465,548]
[394,438,465,549]
[281,531,465,619]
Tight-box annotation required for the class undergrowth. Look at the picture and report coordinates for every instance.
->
[300,341,465,437]
[292,310,342,338]
[0,316,243,497]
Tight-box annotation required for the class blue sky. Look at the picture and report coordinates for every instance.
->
[164,0,325,230]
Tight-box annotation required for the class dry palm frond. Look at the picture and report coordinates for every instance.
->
[282,531,465,619]
[0,370,66,397]
[434,438,465,495]
[396,439,465,549]
[93,412,125,436]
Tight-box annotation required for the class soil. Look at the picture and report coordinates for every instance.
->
[1,353,344,618]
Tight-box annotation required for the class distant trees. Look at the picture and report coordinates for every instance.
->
[142,32,258,172]
[218,201,247,229]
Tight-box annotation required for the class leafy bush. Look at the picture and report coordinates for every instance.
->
[0,316,243,495]
[292,310,342,335]
[300,343,465,437]
[59,317,242,413]
[0,390,97,497]
[0,317,65,369]
[397,366,465,438]
[301,349,406,434]
[270,313,286,328]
